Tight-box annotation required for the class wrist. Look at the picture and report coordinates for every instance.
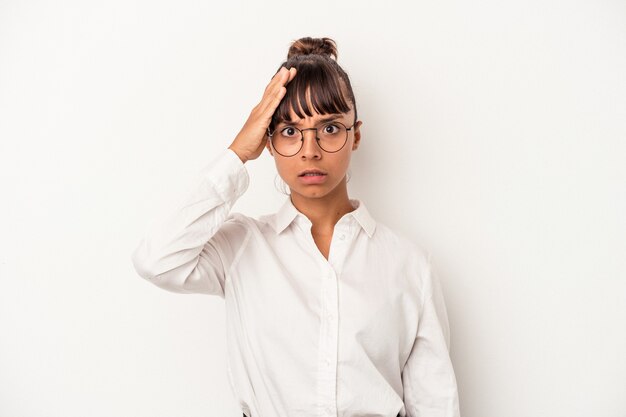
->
[228,145,248,164]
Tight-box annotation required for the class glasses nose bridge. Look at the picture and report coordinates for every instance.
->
[300,127,322,146]
[300,126,319,141]
[298,127,322,156]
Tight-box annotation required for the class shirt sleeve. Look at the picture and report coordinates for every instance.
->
[401,253,461,417]
[131,148,250,298]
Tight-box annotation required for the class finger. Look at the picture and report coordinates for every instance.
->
[276,66,288,78]
[269,86,287,113]
[260,69,289,109]
[259,85,286,118]
[266,67,292,101]
[264,67,288,94]
[287,67,297,83]
[258,67,291,114]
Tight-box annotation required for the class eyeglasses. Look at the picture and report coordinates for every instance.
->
[267,119,356,157]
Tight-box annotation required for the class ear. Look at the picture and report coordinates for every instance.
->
[351,120,362,150]
[265,137,274,156]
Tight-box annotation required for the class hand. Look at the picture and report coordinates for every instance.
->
[229,66,297,163]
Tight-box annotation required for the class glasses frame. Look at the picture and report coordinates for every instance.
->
[267,118,357,157]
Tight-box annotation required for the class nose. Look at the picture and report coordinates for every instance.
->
[299,128,322,159]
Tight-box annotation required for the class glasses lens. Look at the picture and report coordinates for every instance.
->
[317,122,348,152]
[270,121,349,156]
[272,126,302,156]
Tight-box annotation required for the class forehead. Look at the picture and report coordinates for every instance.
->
[280,85,354,124]
[282,110,348,126]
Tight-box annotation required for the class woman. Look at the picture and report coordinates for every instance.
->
[132,36,460,417]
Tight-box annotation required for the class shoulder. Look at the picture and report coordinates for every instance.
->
[372,221,433,294]
[218,211,279,237]
[372,221,431,266]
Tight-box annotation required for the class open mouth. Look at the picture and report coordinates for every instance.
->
[298,170,328,184]
[299,170,327,177]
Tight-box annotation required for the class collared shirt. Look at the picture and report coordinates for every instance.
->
[131,148,460,417]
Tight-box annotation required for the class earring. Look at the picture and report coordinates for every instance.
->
[274,174,290,195]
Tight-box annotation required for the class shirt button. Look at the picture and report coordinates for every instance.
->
[325,406,333,414]
[339,234,345,240]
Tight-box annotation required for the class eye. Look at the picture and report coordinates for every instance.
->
[323,123,340,134]
[280,126,299,137]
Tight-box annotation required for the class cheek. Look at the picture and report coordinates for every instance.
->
[273,158,296,180]
[332,151,352,173]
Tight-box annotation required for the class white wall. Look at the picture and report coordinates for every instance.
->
[1,0,625,416]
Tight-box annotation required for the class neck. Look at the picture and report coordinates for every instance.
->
[289,179,355,231]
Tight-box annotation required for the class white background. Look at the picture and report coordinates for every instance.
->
[1,0,625,416]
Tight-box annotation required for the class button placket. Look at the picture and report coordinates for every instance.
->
[308,219,352,417]
[316,266,339,417]
[328,222,353,275]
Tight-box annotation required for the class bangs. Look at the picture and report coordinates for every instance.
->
[270,62,352,130]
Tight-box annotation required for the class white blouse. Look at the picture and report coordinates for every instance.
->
[131,148,460,417]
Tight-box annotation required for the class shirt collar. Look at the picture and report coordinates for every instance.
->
[273,196,377,238]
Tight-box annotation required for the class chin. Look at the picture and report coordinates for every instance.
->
[292,188,328,199]
[294,183,345,201]
[284,175,346,200]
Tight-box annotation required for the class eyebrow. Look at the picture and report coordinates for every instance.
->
[280,115,344,126]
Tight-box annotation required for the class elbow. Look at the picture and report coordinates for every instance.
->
[130,243,205,294]
[131,241,158,281]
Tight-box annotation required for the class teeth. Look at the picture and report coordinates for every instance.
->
[303,173,323,176]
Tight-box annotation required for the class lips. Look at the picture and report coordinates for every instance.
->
[298,169,328,185]
[298,169,327,177]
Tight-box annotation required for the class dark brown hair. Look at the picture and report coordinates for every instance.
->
[269,37,358,133]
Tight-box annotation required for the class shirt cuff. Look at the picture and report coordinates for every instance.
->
[198,148,250,202]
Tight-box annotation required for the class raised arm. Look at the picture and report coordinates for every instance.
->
[131,66,297,297]
[131,149,249,296]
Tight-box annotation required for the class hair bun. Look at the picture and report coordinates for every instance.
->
[287,37,338,60]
